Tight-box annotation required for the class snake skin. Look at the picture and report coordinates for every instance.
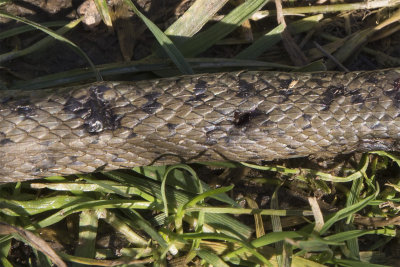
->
[0,69,399,182]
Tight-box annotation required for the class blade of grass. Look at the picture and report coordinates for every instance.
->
[181,232,271,265]
[72,209,98,266]
[0,18,81,63]
[241,162,363,182]
[93,0,113,29]
[122,0,193,74]
[0,12,101,81]
[196,249,230,267]
[178,0,271,57]
[320,187,379,235]
[236,14,323,59]
[0,20,68,39]
[165,0,229,40]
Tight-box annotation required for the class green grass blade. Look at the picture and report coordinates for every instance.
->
[179,0,270,57]
[72,210,98,265]
[324,229,396,243]
[0,18,81,63]
[320,187,379,235]
[122,0,193,74]
[196,249,230,267]
[0,21,67,39]
[0,12,101,81]
[236,14,323,59]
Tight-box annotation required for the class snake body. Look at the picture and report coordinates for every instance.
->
[0,69,399,182]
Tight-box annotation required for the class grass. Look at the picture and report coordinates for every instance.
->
[0,0,400,266]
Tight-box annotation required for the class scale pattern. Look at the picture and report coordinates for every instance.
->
[0,69,399,182]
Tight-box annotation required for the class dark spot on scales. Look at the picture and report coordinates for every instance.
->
[302,113,313,130]
[278,89,293,103]
[233,109,263,127]
[194,79,207,94]
[142,92,162,114]
[384,82,400,108]
[320,85,345,111]
[11,98,36,117]
[366,76,378,84]
[0,138,13,145]
[167,123,177,130]
[349,89,365,104]
[127,132,137,139]
[188,79,208,101]
[278,79,293,89]
[302,114,312,121]
[310,78,323,87]
[64,85,121,133]
[32,158,56,174]
[236,79,255,98]
[17,106,34,116]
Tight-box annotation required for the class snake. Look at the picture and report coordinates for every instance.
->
[0,68,399,182]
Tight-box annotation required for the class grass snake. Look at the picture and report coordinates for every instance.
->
[1,68,399,182]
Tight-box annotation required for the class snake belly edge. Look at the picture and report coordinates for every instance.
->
[0,69,399,182]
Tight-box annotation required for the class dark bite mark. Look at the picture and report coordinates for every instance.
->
[321,85,345,111]
[366,76,378,84]
[279,79,293,89]
[236,79,255,98]
[12,98,36,117]
[233,109,263,127]
[17,106,34,116]
[64,86,120,134]
[167,123,177,130]
[194,79,207,94]
[0,138,13,145]
[302,114,312,121]
[349,89,364,104]
[189,80,208,101]
[142,101,161,114]
[128,132,137,139]
[142,92,162,114]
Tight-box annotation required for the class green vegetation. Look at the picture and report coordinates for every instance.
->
[1,0,400,266]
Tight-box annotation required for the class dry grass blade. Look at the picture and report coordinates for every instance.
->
[165,0,229,39]
[274,0,308,66]
[0,222,67,267]
[308,197,324,233]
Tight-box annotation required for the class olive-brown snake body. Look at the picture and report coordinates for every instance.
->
[1,69,399,182]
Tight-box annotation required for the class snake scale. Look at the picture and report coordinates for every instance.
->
[0,69,399,182]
